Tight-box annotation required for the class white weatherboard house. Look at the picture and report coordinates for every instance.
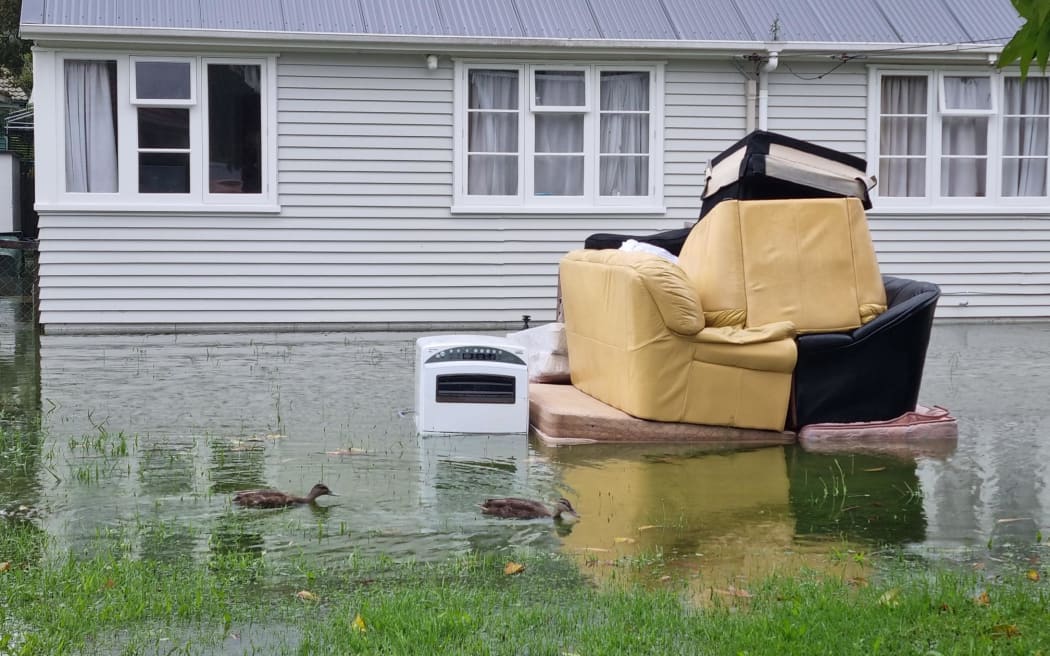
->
[19,0,1046,333]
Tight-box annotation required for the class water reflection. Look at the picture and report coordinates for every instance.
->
[0,305,1047,583]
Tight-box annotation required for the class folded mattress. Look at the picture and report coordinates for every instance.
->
[700,130,876,218]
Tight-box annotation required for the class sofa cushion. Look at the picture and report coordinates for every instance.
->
[678,198,886,333]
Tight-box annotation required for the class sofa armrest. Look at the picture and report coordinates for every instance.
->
[691,321,797,345]
[851,278,939,342]
[561,249,704,336]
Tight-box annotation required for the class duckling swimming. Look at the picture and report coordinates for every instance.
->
[233,483,335,508]
[480,497,580,522]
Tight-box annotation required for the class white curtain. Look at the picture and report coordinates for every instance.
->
[879,76,926,197]
[534,71,584,196]
[941,77,989,197]
[1002,78,1049,196]
[599,71,649,196]
[65,61,118,193]
[467,70,519,195]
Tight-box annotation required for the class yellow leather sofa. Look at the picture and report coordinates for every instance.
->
[680,198,886,333]
[559,249,797,431]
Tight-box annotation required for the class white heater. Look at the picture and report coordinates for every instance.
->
[415,335,529,434]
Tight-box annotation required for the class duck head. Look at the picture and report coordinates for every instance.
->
[307,483,336,501]
[552,497,580,523]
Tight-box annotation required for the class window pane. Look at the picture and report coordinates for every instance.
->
[943,76,992,111]
[468,113,517,152]
[600,72,649,111]
[941,159,986,197]
[601,114,648,154]
[881,76,926,114]
[469,70,518,109]
[138,108,189,149]
[64,60,118,192]
[208,64,262,194]
[1003,159,1047,196]
[468,155,517,195]
[1003,118,1049,156]
[535,114,583,153]
[879,159,925,197]
[535,70,585,107]
[135,61,192,100]
[879,117,925,156]
[942,116,988,156]
[1004,77,1049,114]
[600,155,648,196]
[139,153,190,193]
[535,155,583,196]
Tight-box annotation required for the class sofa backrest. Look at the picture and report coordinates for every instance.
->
[677,198,886,333]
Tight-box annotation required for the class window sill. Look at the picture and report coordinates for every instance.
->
[869,204,1050,216]
[450,205,667,215]
[35,203,282,215]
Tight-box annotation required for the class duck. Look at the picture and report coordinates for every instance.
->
[480,497,580,522]
[233,483,335,508]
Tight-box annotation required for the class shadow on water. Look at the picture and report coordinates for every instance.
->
[0,305,1048,595]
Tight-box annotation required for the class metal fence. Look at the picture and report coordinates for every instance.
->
[0,244,37,301]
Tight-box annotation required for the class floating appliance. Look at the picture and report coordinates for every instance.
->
[415,335,529,434]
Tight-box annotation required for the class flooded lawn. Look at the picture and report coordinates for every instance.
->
[2,296,1050,589]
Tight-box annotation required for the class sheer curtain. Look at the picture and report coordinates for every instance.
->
[1002,78,1049,197]
[467,70,519,195]
[941,77,989,197]
[65,61,118,193]
[534,71,584,196]
[599,72,649,197]
[879,76,926,197]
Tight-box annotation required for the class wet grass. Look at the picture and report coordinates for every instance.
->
[1,522,1049,655]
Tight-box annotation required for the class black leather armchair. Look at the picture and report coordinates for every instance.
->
[792,276,940,428]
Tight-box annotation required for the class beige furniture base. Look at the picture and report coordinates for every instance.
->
[530,383,796,446]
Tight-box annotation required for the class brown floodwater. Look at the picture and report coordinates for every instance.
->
[2,297,1048,590]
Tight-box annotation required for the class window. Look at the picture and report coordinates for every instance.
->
[57,54,274,209]
[455,62,662,212]
[873,69,1050,207]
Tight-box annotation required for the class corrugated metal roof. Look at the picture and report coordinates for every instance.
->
[278,0,367,34]
[199,0,286,32]
[661,0,753,42]
[515,0,601,39]
[873,0,970,45]
[587,0,677,40]
[359,0,446,35]
[442,0,523,38]
[946,0,1024,44]
[802,0,900,44]
[23,0,1023,46]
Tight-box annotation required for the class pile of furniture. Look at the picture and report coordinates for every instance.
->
[559,131,939,432]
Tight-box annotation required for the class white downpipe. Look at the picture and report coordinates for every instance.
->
[757,50,779,131]
[745,78,757,132]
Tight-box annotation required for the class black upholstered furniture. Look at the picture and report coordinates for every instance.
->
[583,226,692,256]
[792,276,940,428]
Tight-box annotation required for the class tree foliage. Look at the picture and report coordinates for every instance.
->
[0,0,31,94]
[998,0,1050,78]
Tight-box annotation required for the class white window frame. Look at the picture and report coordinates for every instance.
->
[44,50,278,213]
[452,59,665,214]
[130,56,196,106]
[869,66,1050,212]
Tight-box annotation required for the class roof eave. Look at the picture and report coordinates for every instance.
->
[21,24,1005,59]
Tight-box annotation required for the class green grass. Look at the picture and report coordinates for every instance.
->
[1,525,1048,656]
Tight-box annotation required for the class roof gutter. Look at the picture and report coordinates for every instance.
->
[20,23,1006,61]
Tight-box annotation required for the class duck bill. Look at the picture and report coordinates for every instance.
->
[558,511,581,524]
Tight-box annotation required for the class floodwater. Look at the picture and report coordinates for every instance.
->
[2,296,1049,588]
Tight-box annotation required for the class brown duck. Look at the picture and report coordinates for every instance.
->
[233,483,335,508]
[480,497,580,522]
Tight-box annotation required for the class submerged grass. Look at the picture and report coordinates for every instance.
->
[1,524,1048,656]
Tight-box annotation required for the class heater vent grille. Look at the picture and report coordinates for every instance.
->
[435,374,516,404]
